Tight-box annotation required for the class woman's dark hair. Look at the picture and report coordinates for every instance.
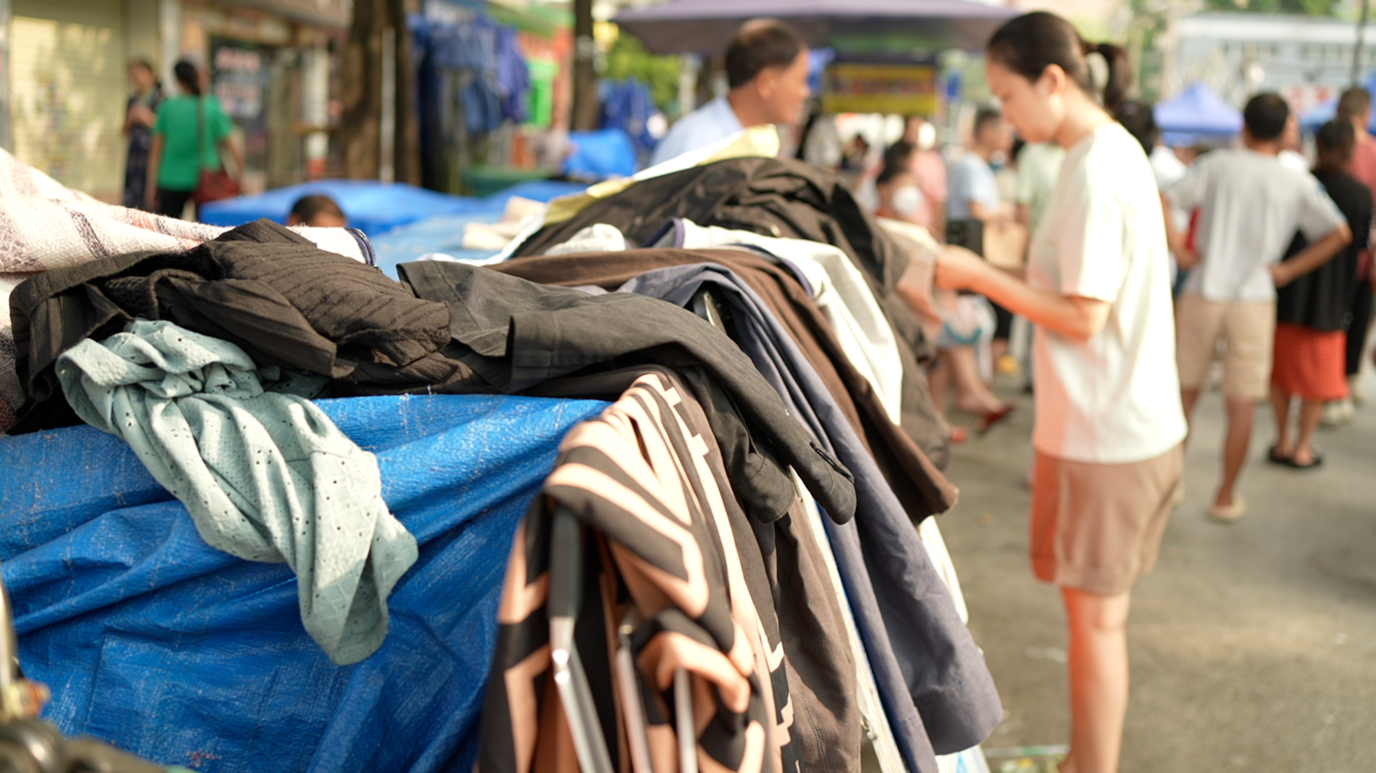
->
[1314,119,1356,176]
[1114,100,1159,155]
[174,60,201,97]
[877,141,915,186]
[987,11,1132,113]
[129,57,161,88]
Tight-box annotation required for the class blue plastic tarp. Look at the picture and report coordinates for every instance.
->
[564,128,640,180]
[198,179,583,237]
[1300,70,1376,132]
[1155,82,1243,141]
[0,393,608,773]
[368,180,586,277]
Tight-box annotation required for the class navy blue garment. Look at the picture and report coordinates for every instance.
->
[123,85,164,210]
[493,25,530,124]
[599,79,658,155]
[615,263,1002,772]
[0,393,608,773]
[461,76,505,134]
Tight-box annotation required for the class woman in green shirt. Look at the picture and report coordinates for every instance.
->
[145,60,242,219]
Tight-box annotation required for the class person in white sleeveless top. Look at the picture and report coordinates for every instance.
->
[900,12,1187,773]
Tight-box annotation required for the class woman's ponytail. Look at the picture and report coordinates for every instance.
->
[1094,42,1133,113]
[174,60,201,97]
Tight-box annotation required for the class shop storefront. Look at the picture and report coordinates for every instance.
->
[177,0,347,192]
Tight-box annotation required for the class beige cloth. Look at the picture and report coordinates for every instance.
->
[875,217,944,342]
[0,147,370,436]
[1031,444,1183,595]
[1175,294,1277,401]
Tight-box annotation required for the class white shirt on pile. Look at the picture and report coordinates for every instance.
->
[1027,123,1187,464]
[1166,147,1345,302]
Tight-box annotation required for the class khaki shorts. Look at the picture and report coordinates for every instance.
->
[1030,444,1184,596]
[1175,294,1276,401]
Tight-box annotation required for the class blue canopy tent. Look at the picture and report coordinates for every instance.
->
[1299,71,1376,132]
[1155,82,1243,147]
[198,179,584,237]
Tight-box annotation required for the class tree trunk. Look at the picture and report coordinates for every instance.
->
[340,0,421,184]
[570,0,600,131]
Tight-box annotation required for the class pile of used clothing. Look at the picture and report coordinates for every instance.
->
[0,129,998,773]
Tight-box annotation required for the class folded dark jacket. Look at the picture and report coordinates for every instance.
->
[398,259,857,524]
[10,219,469,432]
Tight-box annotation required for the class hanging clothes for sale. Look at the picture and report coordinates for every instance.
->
[488,248,998,773]
[480,369,862,773]
[493,246,955,520]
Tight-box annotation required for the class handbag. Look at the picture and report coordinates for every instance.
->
[192,96,240,207]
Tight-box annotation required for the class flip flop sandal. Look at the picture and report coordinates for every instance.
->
[1286,446,1324,469]
[975,403,1016,434]
[1266,445,1292,465]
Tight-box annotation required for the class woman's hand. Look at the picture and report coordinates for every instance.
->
[145,190,157,212]
[129,104,156,128]
[934,244,991,293]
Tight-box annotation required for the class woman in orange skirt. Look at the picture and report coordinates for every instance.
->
[1270,119,1372,468]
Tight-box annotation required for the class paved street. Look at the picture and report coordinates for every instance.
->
[938,362,1376,772]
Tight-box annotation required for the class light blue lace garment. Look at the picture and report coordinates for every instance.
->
[56,319,417,665]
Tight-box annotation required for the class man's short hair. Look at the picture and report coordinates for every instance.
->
[973,106,1003,137]
[1337,87,1372,121]
[1243,93,1289,142]
[289,195,346,225]
[725,19,805,90]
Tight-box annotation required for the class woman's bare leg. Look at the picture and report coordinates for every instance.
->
[1058,587,1132,773]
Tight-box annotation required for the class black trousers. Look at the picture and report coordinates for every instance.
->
[154,188,195,220]
[1346,279,1373,377]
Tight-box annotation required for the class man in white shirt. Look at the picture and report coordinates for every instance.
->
[1163,92,1351,521]
[648,19,811,167]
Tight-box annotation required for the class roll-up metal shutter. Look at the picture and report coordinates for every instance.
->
[11,0,127,200]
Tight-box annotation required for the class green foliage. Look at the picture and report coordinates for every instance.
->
[1202,0,1339,14]
[603,33,681,115]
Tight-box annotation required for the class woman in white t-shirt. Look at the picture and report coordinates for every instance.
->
[901,12,1188,773]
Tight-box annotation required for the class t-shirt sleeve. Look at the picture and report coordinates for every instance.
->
[211,100,234,142]
[1164,161,1208,210]
[1054,177,1128,302]
[968,162,1000,211]
[1297,179,1348,241]
[152,103,168,137]
[1014,158,1037,205]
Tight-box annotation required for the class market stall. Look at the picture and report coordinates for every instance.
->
[0,132,999,773]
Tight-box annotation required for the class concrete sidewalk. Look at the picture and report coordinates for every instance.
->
[938,365,1376,772]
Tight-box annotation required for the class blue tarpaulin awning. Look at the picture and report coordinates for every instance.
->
[614,0,1017,54]
[1154,82,1243,146]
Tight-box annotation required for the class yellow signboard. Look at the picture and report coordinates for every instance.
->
[821,63,938,115]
